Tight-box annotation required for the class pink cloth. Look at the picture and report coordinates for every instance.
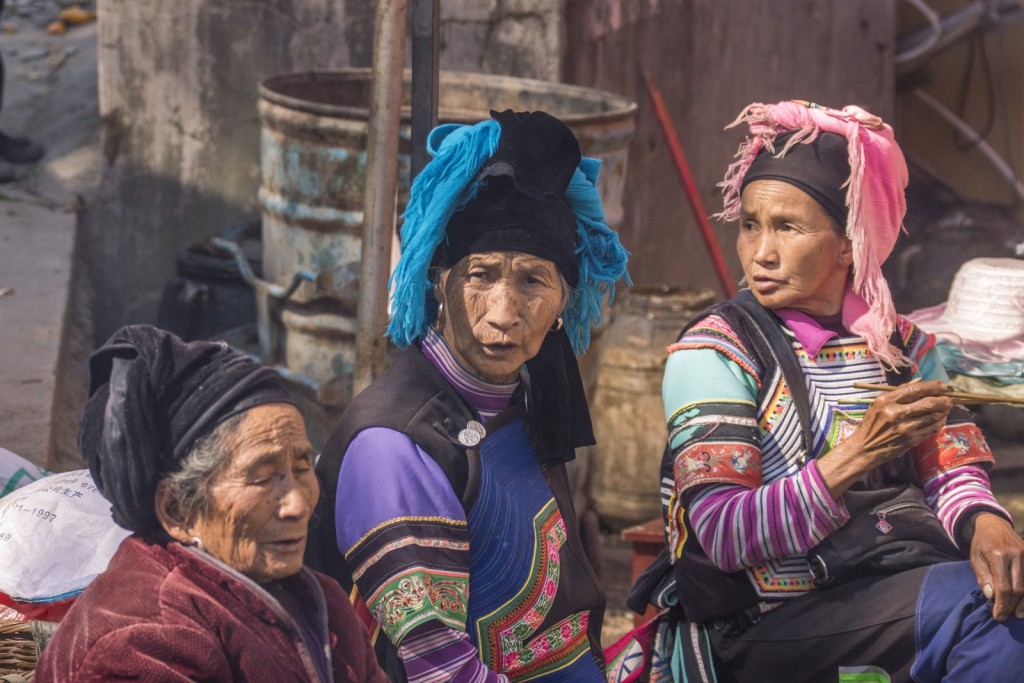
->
[718,100,909,368]
[775,308,840,356]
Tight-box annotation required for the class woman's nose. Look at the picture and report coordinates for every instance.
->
[484,284,522,329]
[277,477,313,519]
[752,231,778,264]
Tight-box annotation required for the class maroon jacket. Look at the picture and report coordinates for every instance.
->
[37,535,388,683]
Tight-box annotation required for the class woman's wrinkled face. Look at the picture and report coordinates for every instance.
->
[737,179,853,316]
[438,251,566,383]
[189,403,318,583]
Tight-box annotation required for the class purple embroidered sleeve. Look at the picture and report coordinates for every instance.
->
[336,428,508,681]
[686,460,849,572]
[335,427,467,553]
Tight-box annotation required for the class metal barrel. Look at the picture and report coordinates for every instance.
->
[258,69,637,390]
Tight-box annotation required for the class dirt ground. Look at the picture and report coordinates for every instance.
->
[1,0,100,204]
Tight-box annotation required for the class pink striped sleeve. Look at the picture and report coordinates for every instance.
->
[686,461,849,572]
[398,620,509,683]
[922,464,1013,550]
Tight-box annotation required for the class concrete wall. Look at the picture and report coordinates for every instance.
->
[438,0,564,80]
[88,0,357,342]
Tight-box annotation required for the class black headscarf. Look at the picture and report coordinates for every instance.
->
[432,110,583,286]
[741,131,852,227]
[79,325,295,533]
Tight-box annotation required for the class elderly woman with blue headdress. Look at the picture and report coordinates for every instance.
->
[309,110,629,682]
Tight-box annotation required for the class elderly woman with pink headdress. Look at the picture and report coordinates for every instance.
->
[635,101,1024,682]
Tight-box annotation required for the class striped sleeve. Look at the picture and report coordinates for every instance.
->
[399,621,509,683]
[685,461,848,572]
[921,465,1013,550]
[662,322,848,570]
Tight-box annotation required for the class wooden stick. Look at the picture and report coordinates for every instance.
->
[851,382,1024,407]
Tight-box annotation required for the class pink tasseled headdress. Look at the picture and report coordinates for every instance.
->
[718,100,910,369]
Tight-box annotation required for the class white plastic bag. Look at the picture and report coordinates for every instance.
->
[0,469,131,602]
[0,448,49,498]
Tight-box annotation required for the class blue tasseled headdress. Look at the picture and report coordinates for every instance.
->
[387,112,630,354]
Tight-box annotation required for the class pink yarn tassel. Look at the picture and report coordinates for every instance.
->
[716,100,910,368]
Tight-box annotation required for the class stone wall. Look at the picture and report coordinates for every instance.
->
[438,0,564,81]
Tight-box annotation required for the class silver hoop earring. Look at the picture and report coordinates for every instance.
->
[435,301,445,329]
[552,317,564,332]
[191,536,204,550]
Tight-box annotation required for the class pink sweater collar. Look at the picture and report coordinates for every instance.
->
[775,308,846,356]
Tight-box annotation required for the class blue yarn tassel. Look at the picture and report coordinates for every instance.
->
[563,158,632,354]
[387,120,502,348]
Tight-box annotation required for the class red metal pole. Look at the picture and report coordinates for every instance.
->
[642,72,737,298]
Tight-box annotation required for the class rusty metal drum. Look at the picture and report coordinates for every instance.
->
[588,287,716,530]
[258,69,637,388]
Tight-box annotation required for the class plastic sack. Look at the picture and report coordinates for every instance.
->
[0,470,130,602]
[0,448,49,498]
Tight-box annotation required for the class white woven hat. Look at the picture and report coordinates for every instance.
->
[908,257,1024,362]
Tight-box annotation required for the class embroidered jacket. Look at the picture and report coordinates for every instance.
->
[661,309,1007,614]
[309,333,606,683]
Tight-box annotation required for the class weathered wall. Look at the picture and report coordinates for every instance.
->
[563,0,896,298]
[438,0,564,80]
[88,0,893,339]
[88,0,356,341]
[87,0,565,343]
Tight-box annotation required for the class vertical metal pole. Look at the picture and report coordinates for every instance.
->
[354,0,407,395]
[411,0,440,180]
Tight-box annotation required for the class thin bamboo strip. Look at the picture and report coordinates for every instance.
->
[850,382,1024,407]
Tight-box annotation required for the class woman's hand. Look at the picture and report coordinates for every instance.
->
[969,512,1024,622]
[818,381,953,497]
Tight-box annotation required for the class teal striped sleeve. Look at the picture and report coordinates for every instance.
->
[662,347,759,451]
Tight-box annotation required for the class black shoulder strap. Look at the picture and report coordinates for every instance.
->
[730,291,816,457]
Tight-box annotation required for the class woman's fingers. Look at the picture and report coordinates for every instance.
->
[969,514,1024,622]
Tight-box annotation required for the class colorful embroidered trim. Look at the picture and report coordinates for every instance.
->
[750,560,815,593]
[666,315,762,386]
[350,535,471,582]
[915,422,993,482]
[367,567,470,646]
[474,499,592,680]
[344,515,468,558]
[674,441,763,491]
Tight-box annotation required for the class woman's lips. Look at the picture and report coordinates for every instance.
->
[266,537,305,552]
[482,343,516,356]
[751,276,781,293]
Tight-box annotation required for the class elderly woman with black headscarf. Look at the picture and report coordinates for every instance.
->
[308,110,629,682]
[37,325,388,683]
[637,101,1024,682]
